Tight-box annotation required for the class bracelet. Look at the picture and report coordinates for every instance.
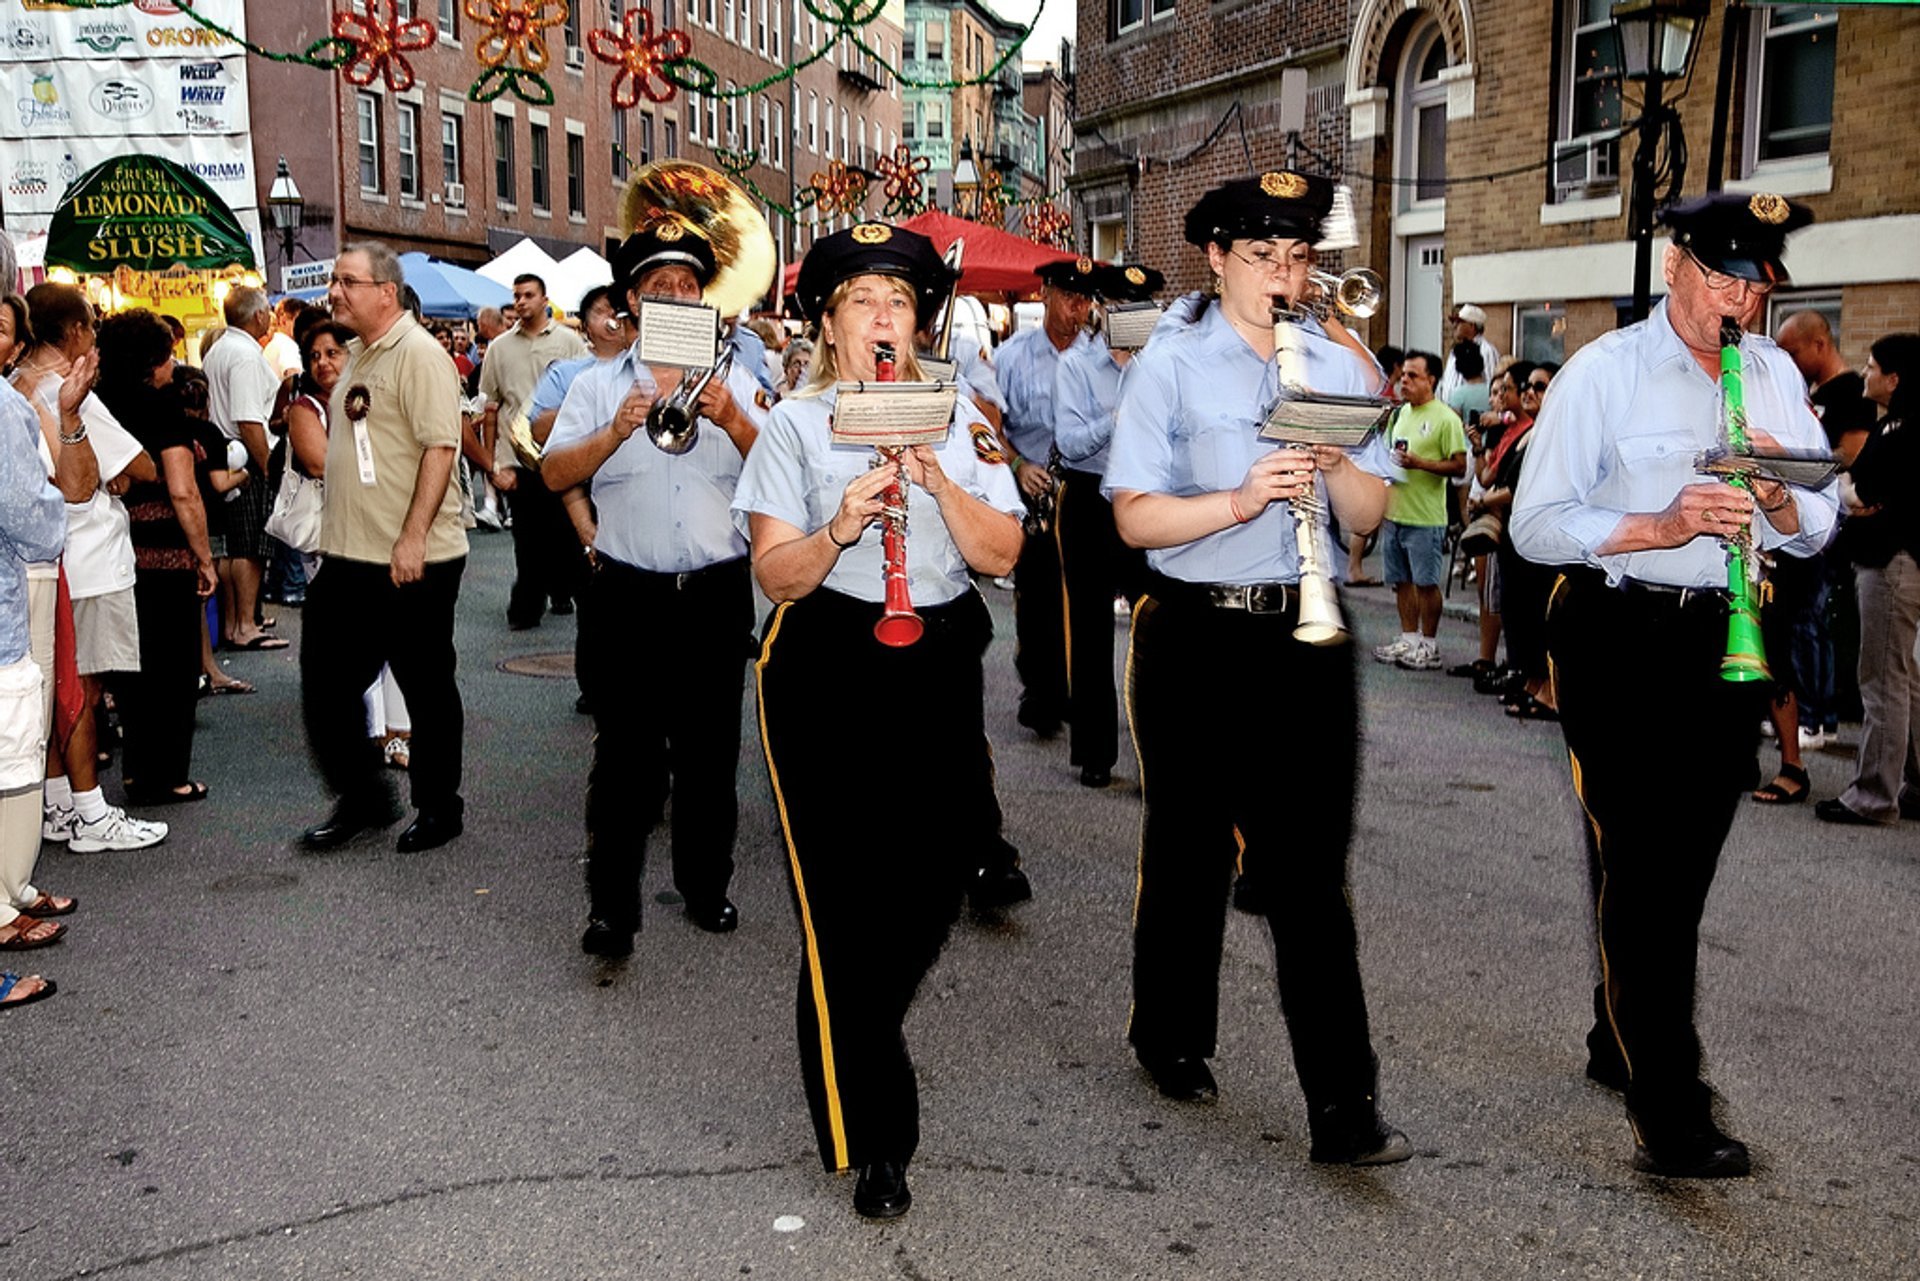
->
[58,425,87,446]
[826,523,860,549]
[1227,491,1250,524]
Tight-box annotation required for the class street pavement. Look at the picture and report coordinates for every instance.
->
[6,532,1916,1280]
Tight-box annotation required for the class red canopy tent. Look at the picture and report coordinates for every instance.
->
[779,210,1078,300]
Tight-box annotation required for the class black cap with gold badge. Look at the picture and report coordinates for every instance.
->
[1183,170,1337,248]
[1096,262,1165,303]
[1034,254,1103,297]
[795,221,955,328]
[612,218,718,300]
[1659,191,1814,285]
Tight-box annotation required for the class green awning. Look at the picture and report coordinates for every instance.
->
[46,153,253,274]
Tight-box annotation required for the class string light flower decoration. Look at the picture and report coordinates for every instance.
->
[972,165,1007,226]
[874,145,932,217]
[331,0,439,92]
[587,6,693,108]
[1025,202,1071,249]
[803,160,870,217]
[465,0,570,104]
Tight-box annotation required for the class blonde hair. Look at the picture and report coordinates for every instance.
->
[794,275,927,399]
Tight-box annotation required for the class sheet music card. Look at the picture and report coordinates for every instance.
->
[830,381,958,447]
[1105,302,1163,351]
[917,356,958,383]
[636,299,720,369]
[1257,391,1392,448]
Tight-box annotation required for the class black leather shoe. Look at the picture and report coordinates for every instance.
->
[550,598,575,616]
[686,897,739,933]
[1078,765,1112,788]
[1629,1113,1751,1179]
[396,806,464,853]
[1016,701,1062,738]
[574,692,592,715]
[299,797,402,851]
[852,1161,912,1219]
[1139,1054,1218,1103]
[1308,1100,1413,1165]
[1815,798,1882,826]
[1585,1027,1630,1092]
[970,864,1032,910]
[581,917,635,958]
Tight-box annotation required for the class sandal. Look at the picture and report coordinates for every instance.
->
[0,914,66,950]
[122,780,210,806]
[0,972,56,1010]
[1506,695,1561,722]
[18,893,75,918]
[1752,762,1810,804]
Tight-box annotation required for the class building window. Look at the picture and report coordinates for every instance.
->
[530,121,550,209]
[1400,26,1448,206]
[726,81,737,147]
[903,23,915,60]
[564,2,580,53]
[1767,289,1842,345]
[566,130,585,216]
[1751,5,1836,164]
[926,100,943,140]
[825,97,834,157]
[724,0,735,41]
[1091,217,1124,262]
[704,0,715,27]
[760,97,770,163]
[438,0,458,41]
[663,0,677,28]
[757,0,766,54]
[772,100,784,164]
[856,113,866,165]
[640,111,654,165]
[397,101,420,199]
[1150,0,1173,17]
[612,110,629,180]
[493,113,514,204]
[808,91,818,152]
[688,90,702,141]
[706,95,717,147]
[925,20,943,59]
[1515,302,1567,364]
[441,111,464,200]
[665,117,678,157]
[1113,0,1143,36]
[1554,0,1621,200]
[770,0,780,58]
[356,92,382,193]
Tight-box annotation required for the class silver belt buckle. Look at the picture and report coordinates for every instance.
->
[675,572,691,591]
[1248,584,1290,614]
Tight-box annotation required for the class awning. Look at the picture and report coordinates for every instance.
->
[45,153,253,274]
[779,210,1079,300]
[398,252,513,320]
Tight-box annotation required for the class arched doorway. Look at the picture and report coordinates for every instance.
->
[1395,23,1449,357]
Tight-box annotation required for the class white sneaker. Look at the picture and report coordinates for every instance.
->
[1396,641,1443,671]
[68,807,169,853]
[1373,638,1413,664]
[41,805,77,843]
[1797,726,1828,751]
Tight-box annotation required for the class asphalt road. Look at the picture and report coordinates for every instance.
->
[6,532,1916,1280]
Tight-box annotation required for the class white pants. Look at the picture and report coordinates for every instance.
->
[1,577,55,924]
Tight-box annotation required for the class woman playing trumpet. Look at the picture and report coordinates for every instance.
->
[1105,170,1411,1164]
[732,223,1023,1219]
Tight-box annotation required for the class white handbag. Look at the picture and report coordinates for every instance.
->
[265,469,325,553]
[0,654,46,792]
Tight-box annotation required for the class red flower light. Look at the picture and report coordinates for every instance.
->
[587,7,692,108]
[332,0,438,92]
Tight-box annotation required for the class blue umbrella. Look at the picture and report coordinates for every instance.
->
[398,252,513,320]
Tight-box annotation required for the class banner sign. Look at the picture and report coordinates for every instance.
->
[45,152,254,272]
[1,55,248,138]
[1,0,247,62]
[2,130,255,217]
[282,257,335,293]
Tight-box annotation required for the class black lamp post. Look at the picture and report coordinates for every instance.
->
[1612,0,1706,322]
[952,136,979,218]
[266,155,304,284]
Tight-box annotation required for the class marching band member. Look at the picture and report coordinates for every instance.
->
[542,167,773,957]
[1106,171,1411,1165]
[733,223,1023,1219]
[1512,193,1835,1177]
[1053,262,1161,788]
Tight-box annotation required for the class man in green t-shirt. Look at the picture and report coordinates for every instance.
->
[1371,351,1468,671]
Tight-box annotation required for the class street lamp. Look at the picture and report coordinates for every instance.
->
[266,155,304,280]
[1611,0,1706,322]
[952,136,979,217]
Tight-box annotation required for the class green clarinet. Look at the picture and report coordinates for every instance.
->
[1717,316,1770,683]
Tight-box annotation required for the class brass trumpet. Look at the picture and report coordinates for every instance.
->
[645,348,733,455]
[1302,267,1384,322]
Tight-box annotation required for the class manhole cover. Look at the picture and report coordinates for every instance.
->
[498,652,576,679]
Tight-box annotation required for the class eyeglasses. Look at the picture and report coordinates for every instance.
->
[1525,380,1550,393]
[1229,244,1311,272]
[1684,250,1775,298]
[328,275,385,290]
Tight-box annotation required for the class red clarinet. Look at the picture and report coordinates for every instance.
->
[871,343,924,647]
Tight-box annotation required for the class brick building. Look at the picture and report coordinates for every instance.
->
[785,1,906,257]
[1021,54,1073,202]
[903,0,1029,212]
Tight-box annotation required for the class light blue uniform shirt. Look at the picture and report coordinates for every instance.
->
[547,344,770,573]
[732,388,1023,607]
[530,355,598,418]
[1105,302,1394,586]
[997,325,1090,463]
[1,382,66,665]
[950,332,1004,413]
[1511,300,1837,587]
[1053,333,1126,478]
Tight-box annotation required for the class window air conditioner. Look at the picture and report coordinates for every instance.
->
[566,45,586,69]
[445,181,466,207]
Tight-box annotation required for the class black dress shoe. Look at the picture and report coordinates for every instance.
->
[1585,1026,1630,1092]
[550,598,575,615]
[573,692,592,715]
[852,1160,912,1219]
[1308,1099,1413,1165]
[1139,1054,1218,1103]
[299,797,402,851]
[685,897,739,933]
[1629,1114,1751,1179]
[1815,798,1882,826]
[970,863,1032,910]
[581,917,635,958]
[1016,701,1062,738]
[396,806,464,853]
[1078,765,1112,788]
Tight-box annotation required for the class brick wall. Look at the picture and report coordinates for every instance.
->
[1076,0,1349,120]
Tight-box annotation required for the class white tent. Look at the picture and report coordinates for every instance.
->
[476,237,561,297]
[548,246,614,313]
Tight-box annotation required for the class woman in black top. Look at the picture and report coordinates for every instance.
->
[95,310,217,804]
[1818,332,1919,825]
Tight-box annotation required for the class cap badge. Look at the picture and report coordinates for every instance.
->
[1124,266,1147,286]
[851,223,892,245]
[653,221,685,242]
[1261,171,1308,199]
[1075,256,1094,274]
[1749,193,1789,225]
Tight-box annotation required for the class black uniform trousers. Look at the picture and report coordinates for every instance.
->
[578,554,753,927]
[507,465,589,625]
[115,570,202,791]
[1547,571,1765,1127]
[1126,580,1381,1108]
[1013,519,1068,724]
[1055,468,1146,773]
[302,556,466,814]
[757,587,988,1172]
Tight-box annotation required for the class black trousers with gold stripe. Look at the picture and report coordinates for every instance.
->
[1547,571,1765,1124]
[1056,468,1147,773]
[1125,584,1382,1107]
[1013,519,1068,724]
[756,587,989,1171]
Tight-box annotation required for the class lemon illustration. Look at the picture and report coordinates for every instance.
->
[32,75,56,105]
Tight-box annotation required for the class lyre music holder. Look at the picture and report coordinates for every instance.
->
[1256,389,1393,449]
[1693,446,1841,491]
[829,380,958,448]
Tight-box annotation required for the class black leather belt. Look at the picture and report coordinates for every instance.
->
[1618,578,1732,609]
[599,554,747,593]
[1148,573,1297,614]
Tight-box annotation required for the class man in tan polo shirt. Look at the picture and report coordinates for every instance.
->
[300,241,470,854]
[480,273,587,629]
